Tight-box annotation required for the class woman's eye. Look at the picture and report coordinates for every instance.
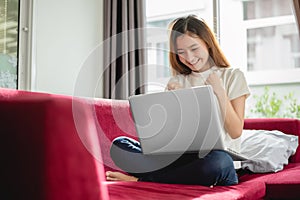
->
[177,51,184,55]
[191,48,198,51]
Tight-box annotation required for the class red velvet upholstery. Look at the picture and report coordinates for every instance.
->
[239,163,300,199]
[1,88,300,200]
[242,118,300,199]
[105,179,265,200]
[1,89,109,200]
[93,99,137,172]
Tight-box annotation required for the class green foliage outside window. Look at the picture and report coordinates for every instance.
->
[250,86,300,119]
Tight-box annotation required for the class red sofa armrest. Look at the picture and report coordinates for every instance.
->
[244,118,300,163]
[0,89,109,200]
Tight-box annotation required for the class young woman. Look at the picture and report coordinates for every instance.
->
[106,15,250,186]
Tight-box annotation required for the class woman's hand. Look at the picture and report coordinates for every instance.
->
[167,81,183,90]
[205,72,225,97]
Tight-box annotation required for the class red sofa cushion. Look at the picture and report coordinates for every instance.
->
[266,163,300,199]
[106,179,265,200]
[239,163,300,199]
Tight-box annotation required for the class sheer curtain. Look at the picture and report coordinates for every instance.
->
[103,0,147,99]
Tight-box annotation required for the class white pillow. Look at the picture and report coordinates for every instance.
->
[240,129,298,173]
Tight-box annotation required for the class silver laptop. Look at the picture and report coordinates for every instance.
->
[128,85,248,161]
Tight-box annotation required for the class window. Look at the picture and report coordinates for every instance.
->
[0,0,33,90]
[145,0,300,92]
[0,0,19,89]
[219,0,300,85]
[145,0,214,93]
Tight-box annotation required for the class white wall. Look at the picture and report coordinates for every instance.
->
[33,0,103,97]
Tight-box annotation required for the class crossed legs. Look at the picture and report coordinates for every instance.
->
[107,136,238,186]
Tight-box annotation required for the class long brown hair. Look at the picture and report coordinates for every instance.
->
[169,15,230,75]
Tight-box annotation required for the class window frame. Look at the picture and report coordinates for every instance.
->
[18,0,34,90]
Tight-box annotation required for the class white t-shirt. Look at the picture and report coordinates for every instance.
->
[166,66,251,168]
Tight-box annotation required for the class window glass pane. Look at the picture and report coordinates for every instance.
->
[244,0,292,20]
[247,23,300,71]
[0,0,19,89]
[147,19,173,80]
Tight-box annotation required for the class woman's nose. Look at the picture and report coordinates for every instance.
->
[185,51,195,62]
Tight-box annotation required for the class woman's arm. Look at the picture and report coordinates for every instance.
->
[218,94,246,139]
[206,72,246,139]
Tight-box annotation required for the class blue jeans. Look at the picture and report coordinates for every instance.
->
[110,136,238,186]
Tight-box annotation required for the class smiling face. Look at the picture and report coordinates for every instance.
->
[176,33,211,73]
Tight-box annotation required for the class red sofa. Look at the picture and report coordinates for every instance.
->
[1,88,300,200]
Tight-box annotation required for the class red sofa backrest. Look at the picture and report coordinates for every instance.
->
[92,98,137,172]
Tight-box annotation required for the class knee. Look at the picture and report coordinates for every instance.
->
[204,150,234,173]
[211,150,234,168]
[210,151,238,185]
